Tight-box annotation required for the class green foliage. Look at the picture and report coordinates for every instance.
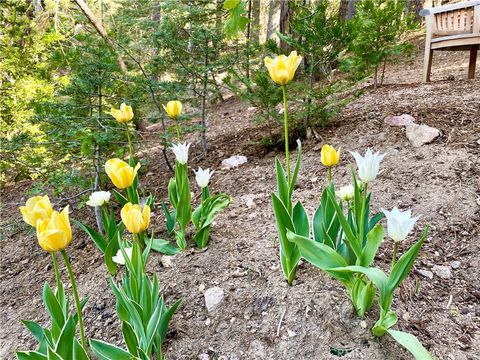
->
[347,0,418,87]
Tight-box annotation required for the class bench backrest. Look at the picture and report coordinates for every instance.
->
[420,1,480,38]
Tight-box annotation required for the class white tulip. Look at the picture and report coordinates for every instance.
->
[381,207,420,243]
[170,142,191,165]
[194,167,214,188]
[335,185,355,202]
[112,247,133,265]
[86,191,111,207]
[349,148,386,183]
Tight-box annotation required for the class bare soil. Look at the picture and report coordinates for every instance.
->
[1,47,479,360]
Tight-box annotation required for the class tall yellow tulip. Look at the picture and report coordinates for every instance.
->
[264,51,302,85]
[321,144,340,167]
[105,158,141,189]
[36,206,72,252]
[20,195,53,227]
[108,103,134,123]
[121,203,151,234]
[163,100,182,118]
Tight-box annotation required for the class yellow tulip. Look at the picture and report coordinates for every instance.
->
[20,195,53,227]
[163,100,182,118]
[108,103,134,123]
[36,206,72,252]
[321,144,340,167]
[105,158,141,189]
[264,51,302,85]
[121,203,151,234]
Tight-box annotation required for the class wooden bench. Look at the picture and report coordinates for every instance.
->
[420,0,480,82]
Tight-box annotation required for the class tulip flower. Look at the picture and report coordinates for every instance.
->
[170,142,191,165]
[108,103,134,123]
[194,167,214,189]
[349,148,386,184]
[121,202,151,234]
[86,191,111,207]
[112,247,133,265]
[335,185,355,202]
[20,195,53,227]
[163,100,182,119]
[264,51,302,86]
[36,206,72,252]
[381,207,420,243]
[321,144,340,167]
[105,158,141,189]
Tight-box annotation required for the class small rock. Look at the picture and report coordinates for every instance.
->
[204,287,224,313]
[416,269,434,280]
[221,155,248,169]
[199,284,206,292]
[360,320,367,329]
[384,114,416,126]
[451,261,461,269]
[205,318,211,326]
[160,255,174,268]
[406,123,440,147]
[252,296,276,315]
[432,265,451,279]
[287,329,297,337]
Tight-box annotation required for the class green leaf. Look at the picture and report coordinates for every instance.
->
[275,157,290,210]
[46,348,63,360]
[223,0,240,10]
[16,352,48,360]
[331,265,388,294]
[90,339,133,360]
[161,202,176,235]
[387,227,429,294]
[224,0,250,39]
[151,239,180,255]
[286,230,353,284]
[122,322,139,356]
[42,283,65,331]
[387,330,433,360]
[74,220,107,253]
[167,178,178,209]
[292,202,309,238]
[54,317,75,359]
[158,299,181,342]
[22,320,45,344]
[288,140,302,199]
[113,189,128,206]
[360,224,384,267]
[104,230,121,276]
[73,339,89,360]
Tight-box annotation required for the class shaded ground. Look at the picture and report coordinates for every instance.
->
[1,46,479,359]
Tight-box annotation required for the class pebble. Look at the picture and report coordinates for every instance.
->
[406,123,440,147]
[221,155,248,169]
[384,114,415,126]
[450,261,461,269]
[204,286,224,313]
[432,265,452,279]
[287,329,297,337]
[417,269,434,280]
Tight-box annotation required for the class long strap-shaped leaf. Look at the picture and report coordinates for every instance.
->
[387,330,433,360]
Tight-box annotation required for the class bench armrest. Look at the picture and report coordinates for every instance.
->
[420,0,480,16]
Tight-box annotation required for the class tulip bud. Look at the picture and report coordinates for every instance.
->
[194,167,214,188]
[112,247,133,265]
[321,144,340,167]
[170,142,191,165]
[349,148,386,184]
[121,202,150,234]
[20,195,53,227]
[335,185,354,202]
[264,51,302,86]
[163,100,182,119]
[105,159,141,189]
[36,206,72,252]
[381,207,420,243]
[108,103,134,123]
[86,191,111,207]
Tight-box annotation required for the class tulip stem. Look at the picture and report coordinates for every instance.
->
[358,183,368,259]
[124,124,134,161]
[281,85,291,185]
[175,118,181,142]
[328,167,332,183]
[61,250,87,350]
[51,252,63,297]
[202,187,209,203]
[391,242,398,269]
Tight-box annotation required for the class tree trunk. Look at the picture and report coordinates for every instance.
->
[406,0,423,24]
[251,0,261,43]
[73,0,127,72]
[200,37,208,154]
[279,0,291,51]
[266,0,275,40]
[346,0,357,20]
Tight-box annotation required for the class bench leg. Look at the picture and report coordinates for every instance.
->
[468,45,478,79]
[423,46,433,83]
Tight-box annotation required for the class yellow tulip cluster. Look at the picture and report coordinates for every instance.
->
[121,203,151,234]
[20,196,72,252]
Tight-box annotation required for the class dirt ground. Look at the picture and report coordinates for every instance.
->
[1,45,479,360]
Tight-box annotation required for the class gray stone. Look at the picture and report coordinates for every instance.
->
[450,260,461,269]
[384,114,416,126]
[432,265,451,279]
[204,287,224,313]
[417,269,434,280]
[221,155,247,169]
[406,123,440,147]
